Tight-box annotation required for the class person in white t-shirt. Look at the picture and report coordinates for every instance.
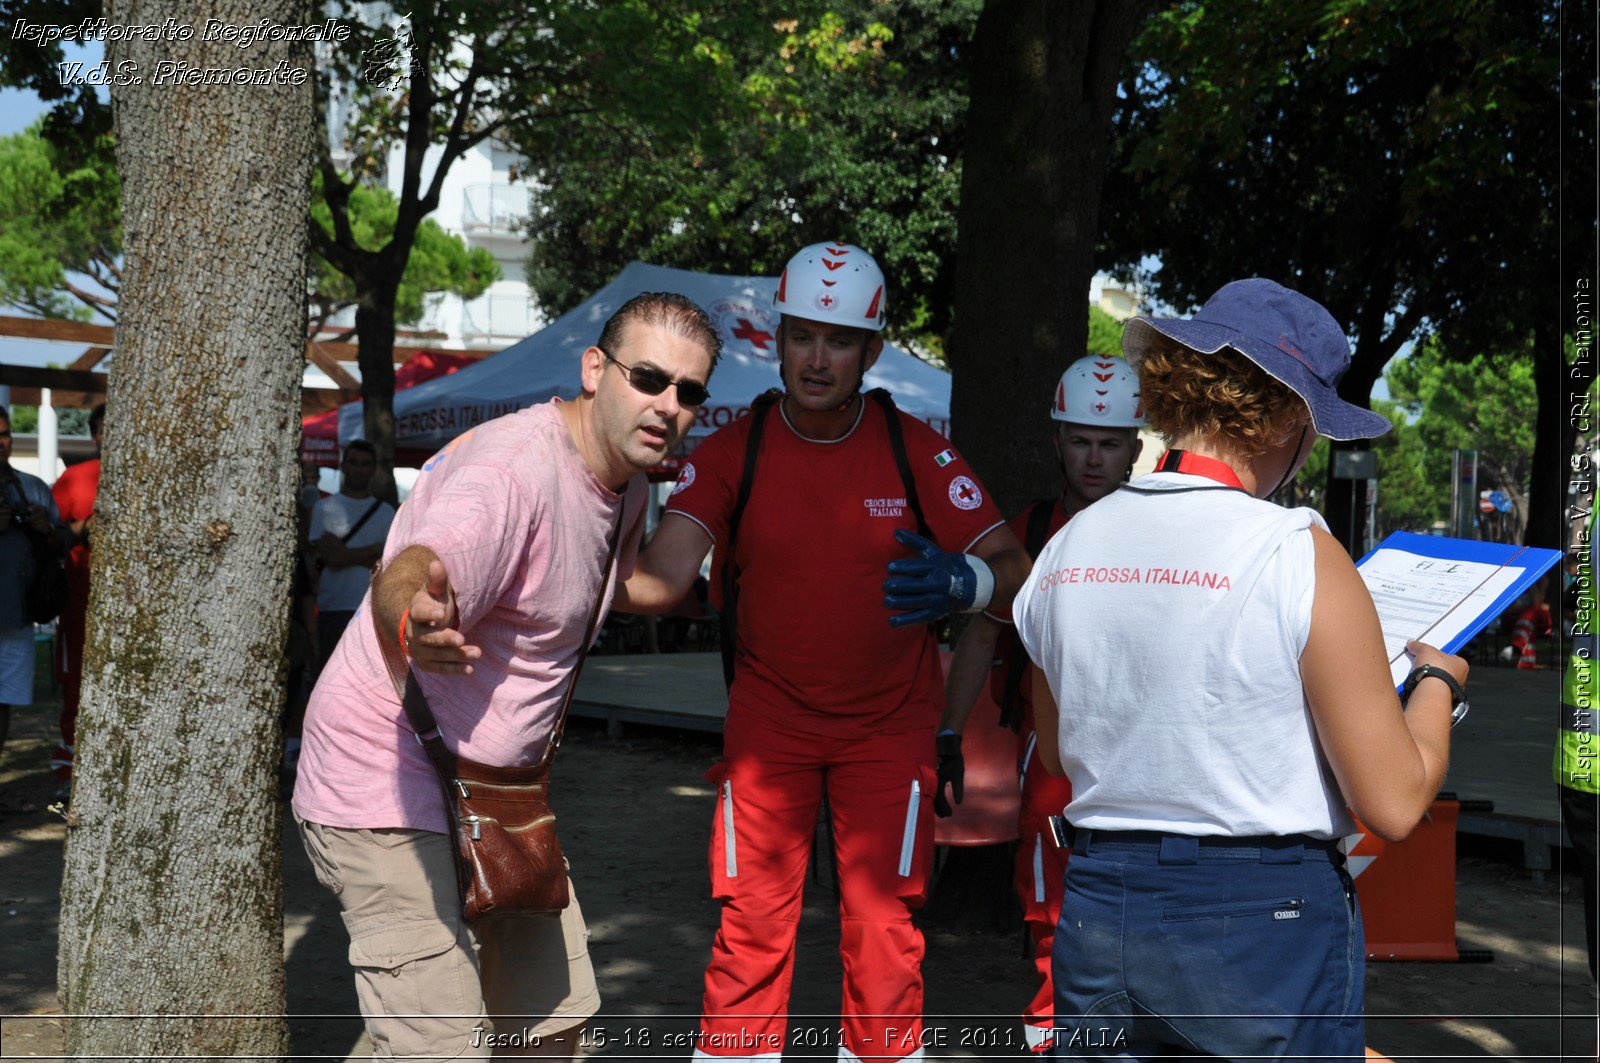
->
[1014,278,1469,1059]
[309,440,395,674]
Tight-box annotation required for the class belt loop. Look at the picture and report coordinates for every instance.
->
[1075,827,1092,854]
[1158,835,1198,865]
[1261,840,1305,864]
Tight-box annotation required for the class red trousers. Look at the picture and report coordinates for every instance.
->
[1014,726,1072,1051]
[697,708,936,1062]
[52,594,88,782]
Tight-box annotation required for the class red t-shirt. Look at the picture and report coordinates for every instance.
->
[51,457,100,618]
[987,499,1069,708]
[667,398,1004,738]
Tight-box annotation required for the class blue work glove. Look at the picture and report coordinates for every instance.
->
[882,529,995,628]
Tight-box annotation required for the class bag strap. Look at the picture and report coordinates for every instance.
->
[718,388,782,690]
[866,388,932,539]
[339,498,385,544]
[392,504,627,777]
[997,499,1056,731]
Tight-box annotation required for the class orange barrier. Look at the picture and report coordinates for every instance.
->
[934,650,1021,847]
[1346,799,1461,961]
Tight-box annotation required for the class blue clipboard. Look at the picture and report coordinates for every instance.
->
[1354,531,1563,658]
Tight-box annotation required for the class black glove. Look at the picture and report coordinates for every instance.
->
[933,730,964,817]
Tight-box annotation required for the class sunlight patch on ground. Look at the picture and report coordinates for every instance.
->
[1457,919,1572,967]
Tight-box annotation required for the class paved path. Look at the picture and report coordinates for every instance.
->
[576,653,1572,866]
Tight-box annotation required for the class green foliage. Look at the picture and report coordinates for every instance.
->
[0,126,497,327]
[6,403,91,436]
[9,357,95,437]
[1102,0,1561,380]
[1086,306,1124,359]
[521,0,981,353]
[309,175,499,328]
[0,122,120,320]
[1285,341,1537,537]
[1382,337,1538,538]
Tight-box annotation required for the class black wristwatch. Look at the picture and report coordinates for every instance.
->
[1400,664,1469,728]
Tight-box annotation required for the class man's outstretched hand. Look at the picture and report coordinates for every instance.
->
[403,560,481,675]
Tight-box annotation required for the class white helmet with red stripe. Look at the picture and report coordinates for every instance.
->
[773,242,886,331]
[1052,354,1145,427]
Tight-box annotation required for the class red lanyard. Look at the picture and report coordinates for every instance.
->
[1154,450,1246,491]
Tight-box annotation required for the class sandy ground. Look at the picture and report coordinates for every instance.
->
[2,692,1598,1061]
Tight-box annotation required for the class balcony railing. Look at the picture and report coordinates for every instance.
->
[461,292,532,340]
[462,183,531,235]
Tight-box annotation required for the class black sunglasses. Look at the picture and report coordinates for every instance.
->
[598,346,710,407]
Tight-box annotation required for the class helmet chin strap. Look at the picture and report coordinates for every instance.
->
[1267,424,1310,500]
[836,362,870,412]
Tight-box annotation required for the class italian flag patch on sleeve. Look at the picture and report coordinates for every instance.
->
[934,449,956,467]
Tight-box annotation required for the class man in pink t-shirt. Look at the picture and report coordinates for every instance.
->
[293,292,720,1061]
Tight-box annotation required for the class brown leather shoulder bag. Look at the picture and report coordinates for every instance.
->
[386,508,622,921]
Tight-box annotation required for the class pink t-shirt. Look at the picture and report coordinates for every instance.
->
[293,402,646,832]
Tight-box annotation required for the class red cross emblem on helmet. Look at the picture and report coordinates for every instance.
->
[774,241,887,330]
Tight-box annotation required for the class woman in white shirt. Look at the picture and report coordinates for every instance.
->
[1013,278,1468,1060]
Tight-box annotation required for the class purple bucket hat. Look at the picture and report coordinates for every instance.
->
[1121,278,1391,441]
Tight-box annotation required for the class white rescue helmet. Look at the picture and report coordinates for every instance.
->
[773,242,887,331]
[1052,354,1145,427]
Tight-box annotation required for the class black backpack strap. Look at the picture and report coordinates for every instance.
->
[718,388,783,690]
[1022,495,1056,557]
[997,499,1056,731]
[340,498,385,544]
[867,388,933,539]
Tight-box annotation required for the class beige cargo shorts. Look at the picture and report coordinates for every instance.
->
[297,817,601,1059]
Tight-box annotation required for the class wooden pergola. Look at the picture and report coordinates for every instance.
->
[0,314,500,416]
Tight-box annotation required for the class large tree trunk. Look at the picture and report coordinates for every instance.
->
[58,3,313,1058]
[948,0,1153,517]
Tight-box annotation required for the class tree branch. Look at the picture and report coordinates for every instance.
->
[395,16,441,252]
[413,37,488,228]
[313,92,361,261]
[62,280,117,320]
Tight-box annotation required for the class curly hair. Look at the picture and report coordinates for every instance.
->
[1136,337,1309,459]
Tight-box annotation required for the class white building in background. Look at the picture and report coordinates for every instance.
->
[318,42,541,347]
[383,139,540,345]
[1090,272,1141,322]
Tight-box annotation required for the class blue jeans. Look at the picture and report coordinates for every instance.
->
[1051,830,1364,1061]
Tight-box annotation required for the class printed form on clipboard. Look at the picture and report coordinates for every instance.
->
[1352,532,1563,689]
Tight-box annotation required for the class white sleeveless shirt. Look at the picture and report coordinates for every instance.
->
[1013,472,1354,839]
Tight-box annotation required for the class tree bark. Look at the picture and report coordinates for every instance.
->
[57,3,312,1058]
[357,275,401,503]
[948,0,1154,518]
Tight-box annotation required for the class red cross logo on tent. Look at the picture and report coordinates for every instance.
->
[731,318,773,351]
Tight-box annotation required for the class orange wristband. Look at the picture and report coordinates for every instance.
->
[398,607,413,657]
